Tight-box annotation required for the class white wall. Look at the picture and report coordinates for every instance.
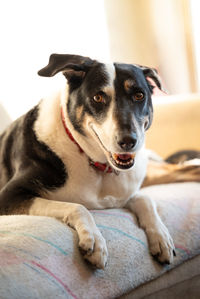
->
[0,0,110,120]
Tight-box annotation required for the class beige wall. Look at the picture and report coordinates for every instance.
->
[104,0,197,94]
[145,95,200,157]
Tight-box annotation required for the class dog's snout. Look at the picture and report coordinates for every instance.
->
[117,134,137,151]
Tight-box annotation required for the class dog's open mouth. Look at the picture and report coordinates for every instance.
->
[110,153,135,170]
[90,124,136,171]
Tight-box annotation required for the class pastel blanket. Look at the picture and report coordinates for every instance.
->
[0,182,199,299]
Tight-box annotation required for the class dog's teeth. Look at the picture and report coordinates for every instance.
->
[111,153,134,167]
[116,158,133,166]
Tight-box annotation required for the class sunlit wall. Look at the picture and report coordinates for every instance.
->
[0,0,110,119]
[0,0,199,120]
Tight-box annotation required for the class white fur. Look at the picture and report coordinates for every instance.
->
[183,158,200,166]
[126,193,175,263]
[29,197,108,268]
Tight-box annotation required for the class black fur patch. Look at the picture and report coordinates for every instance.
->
[166,150,200,164]
[67,63,111,134]
[0,106,67,214]
[113,63,153,134]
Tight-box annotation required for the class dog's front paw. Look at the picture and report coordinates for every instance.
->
[79,229,108,269]
[146,222,176,264]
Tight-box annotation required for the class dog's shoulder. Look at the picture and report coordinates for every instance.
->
[0,110,29,182]
[0,101,67,192]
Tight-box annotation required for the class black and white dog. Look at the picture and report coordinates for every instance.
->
[0,54,176,269]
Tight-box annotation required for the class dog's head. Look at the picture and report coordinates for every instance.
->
[38,54,164,171]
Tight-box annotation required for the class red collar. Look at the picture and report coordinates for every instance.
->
[61,108,114,174]
[89,160,114,173]
[61,108,84,153]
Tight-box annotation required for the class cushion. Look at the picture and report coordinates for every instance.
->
[0,182,199,299]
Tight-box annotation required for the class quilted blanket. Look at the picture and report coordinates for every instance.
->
[0,182,199,299]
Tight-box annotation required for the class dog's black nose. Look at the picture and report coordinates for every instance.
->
[118,135,137,151]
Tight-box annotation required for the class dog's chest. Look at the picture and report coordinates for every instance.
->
[45,152,146,209]
[34,96,147,209]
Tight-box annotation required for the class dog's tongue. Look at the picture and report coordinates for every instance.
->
[117,154,133,161]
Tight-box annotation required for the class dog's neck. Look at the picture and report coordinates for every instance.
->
[61,106,115,174]
[61,108,84,154]
[60,87,109,162]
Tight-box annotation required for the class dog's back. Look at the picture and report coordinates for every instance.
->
[0,105,67,213]
[0,114,26,189]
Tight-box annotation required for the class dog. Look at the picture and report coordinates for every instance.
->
[0,54,176,269]
[143,149,200,187]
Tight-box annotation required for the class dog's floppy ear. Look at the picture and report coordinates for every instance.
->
[138,65,166,93]
[38,54,93,82]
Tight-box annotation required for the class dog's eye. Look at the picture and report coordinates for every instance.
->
[93,93,105,103]
[134,92,144,101]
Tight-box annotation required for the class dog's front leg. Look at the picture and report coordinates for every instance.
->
[126,193,175,264]
[29,197,108,269]
[0,176,107,268]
